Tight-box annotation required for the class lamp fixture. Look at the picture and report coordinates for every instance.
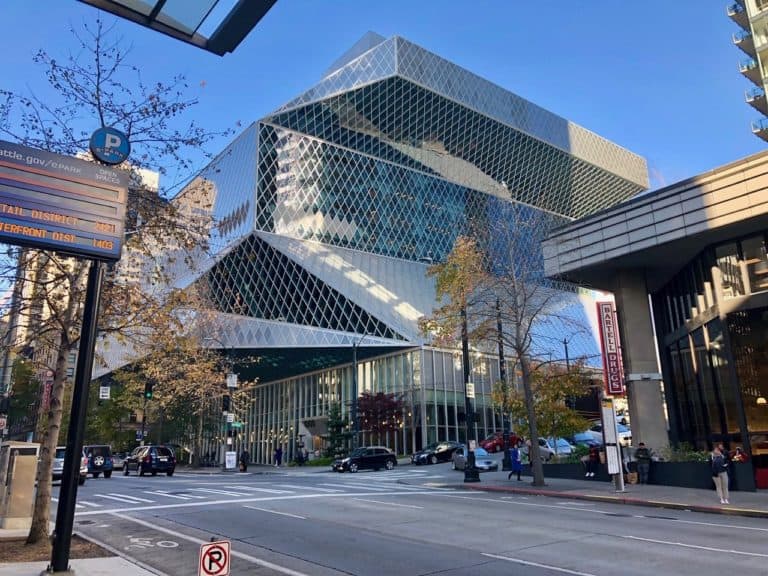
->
[757,396,767,405]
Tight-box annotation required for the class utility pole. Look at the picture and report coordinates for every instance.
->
[461,306,480,483]
[498,299,512,472]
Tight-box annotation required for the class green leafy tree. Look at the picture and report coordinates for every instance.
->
[325,401,349,458]
[6,358,39,435]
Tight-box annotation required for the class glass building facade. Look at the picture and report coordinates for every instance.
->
[164,33,647,464]
[653,229,768,461]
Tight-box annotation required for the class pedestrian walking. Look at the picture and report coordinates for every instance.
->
[239,449,250,472]
[711,444,730,505]
[507,443,523,481]
[585,444,600,478]
[634,442,652,484]
[274,446,283,467]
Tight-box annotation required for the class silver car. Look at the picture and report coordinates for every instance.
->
[452,446,499,472]
[52,446,88,485]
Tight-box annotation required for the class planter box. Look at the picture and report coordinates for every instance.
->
[525,461,756,491]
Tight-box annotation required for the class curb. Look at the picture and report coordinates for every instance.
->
[452,483,768,519]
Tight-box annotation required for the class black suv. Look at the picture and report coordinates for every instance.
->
[123,445,176,476]
[332,446,397,473]
[83,445,114,478]
[411,441,462,465]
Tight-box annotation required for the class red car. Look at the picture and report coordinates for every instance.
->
[480,432,518,453]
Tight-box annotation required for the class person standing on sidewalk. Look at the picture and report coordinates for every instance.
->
[634,442,652,484]
[274,446,283,467]
[239,449,250,472]
[711,444,730,505]
[507,442,523,481]
[586,444,600,478]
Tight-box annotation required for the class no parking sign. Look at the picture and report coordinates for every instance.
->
[199,540,230,576]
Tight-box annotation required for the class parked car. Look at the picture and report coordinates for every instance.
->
[332,446,397,473]
[52,446,87,485]
[566,432,602,448]
[452,446,499,472]
[83,444,113,478]
[411,441,462,465]
[587,422,632,446]
[123,445,176,476]
[111,451,127,469]
[479,432,519,453]
[522,437,576,462]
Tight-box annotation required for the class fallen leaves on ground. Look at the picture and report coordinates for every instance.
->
[0,534,113,563]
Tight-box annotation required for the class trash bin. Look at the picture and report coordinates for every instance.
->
[0,441,40,529]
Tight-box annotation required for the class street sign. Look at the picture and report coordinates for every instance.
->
[466,382,475,399]
[0,140,128,261]
[231,422,243,429]
[199,540,230,576]
[89,127,130,165]
[99,386,110,400]
[226,413,234,423]
[226,373,237,389]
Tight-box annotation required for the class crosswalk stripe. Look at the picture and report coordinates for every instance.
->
[145,491,192,500]
[189,488,251,497]
[78,501,103,507]
[94,494,154,504]
[274,484,341,493]
[318,482,391,492]
[224,486,292,494]
[107,492,155,503]
[52,497,83,509]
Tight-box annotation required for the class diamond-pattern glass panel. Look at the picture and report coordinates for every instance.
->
[197,233,404,340]
[266,76,643,220]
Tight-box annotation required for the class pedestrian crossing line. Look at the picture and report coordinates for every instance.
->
[222,485,293,494]
[78,501,103,508]
[274,484,342,493]
[318,482,399,492]
[94,494,155,504]
[51,497,84,509]
[189,488,252,497]
[107,492,155,503]
[145,490,193,500]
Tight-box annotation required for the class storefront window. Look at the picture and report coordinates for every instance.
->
[707,320,742,436]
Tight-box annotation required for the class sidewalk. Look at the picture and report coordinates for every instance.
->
[403,468,768,519]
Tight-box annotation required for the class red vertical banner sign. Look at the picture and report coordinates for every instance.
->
[596,301,625,396]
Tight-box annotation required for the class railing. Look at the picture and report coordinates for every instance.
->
[746,87,765,101]
[727,1,745,17]
[733,30,752,44]
[740,58,759,72]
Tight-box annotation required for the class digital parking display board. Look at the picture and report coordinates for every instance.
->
[0,140,128,261]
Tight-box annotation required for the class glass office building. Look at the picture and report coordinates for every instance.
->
[138,33,648,464]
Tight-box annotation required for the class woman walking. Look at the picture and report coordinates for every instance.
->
[711,444,730,505]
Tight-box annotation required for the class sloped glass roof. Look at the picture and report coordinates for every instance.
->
[77,0,276,55]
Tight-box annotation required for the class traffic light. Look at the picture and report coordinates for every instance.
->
[143,380,154,400]
[222,395,231,412]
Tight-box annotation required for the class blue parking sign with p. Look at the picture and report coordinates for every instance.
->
[89,126,130,165]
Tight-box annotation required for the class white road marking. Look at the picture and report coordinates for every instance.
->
[94,494,155,504]
[275,484,342,493]
[145,491,192,500]
[482,552,598,576]
[243,505,306,519]
[52,497,83,509]
[617,534,768,558]
[224,485,292,494]
[189,488,252,497]
[78,501,103,508]
[319,482,391,491]
[73,490,456,516]
[353,498,423,509]
[107,493,155,503]
[111,513,312,576]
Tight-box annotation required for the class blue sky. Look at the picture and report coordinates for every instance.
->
[2,0,764,192]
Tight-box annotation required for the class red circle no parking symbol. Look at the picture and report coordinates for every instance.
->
[199,541,230,576]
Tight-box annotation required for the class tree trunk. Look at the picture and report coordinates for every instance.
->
[27,347,70,544]
[520,354,545,486]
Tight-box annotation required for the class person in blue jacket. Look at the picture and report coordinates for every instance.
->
[507,441,523,481]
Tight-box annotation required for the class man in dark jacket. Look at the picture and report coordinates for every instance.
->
[634,442,652,484]
[239,449,250,472]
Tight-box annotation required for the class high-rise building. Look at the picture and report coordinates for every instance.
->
[729,0,768,141]
[97,33,648,463]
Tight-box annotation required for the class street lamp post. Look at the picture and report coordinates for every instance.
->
[498,299,512,472]
[461,306,480,483]
[351,333,369,449]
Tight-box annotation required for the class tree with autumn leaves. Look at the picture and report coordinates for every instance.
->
[356,391,405,447]
[0,20,232,544]
[420,206,593,486]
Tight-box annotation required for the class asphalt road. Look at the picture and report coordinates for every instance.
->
[53,463,768,576]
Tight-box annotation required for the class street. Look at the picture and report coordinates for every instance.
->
[51,460,768,576]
